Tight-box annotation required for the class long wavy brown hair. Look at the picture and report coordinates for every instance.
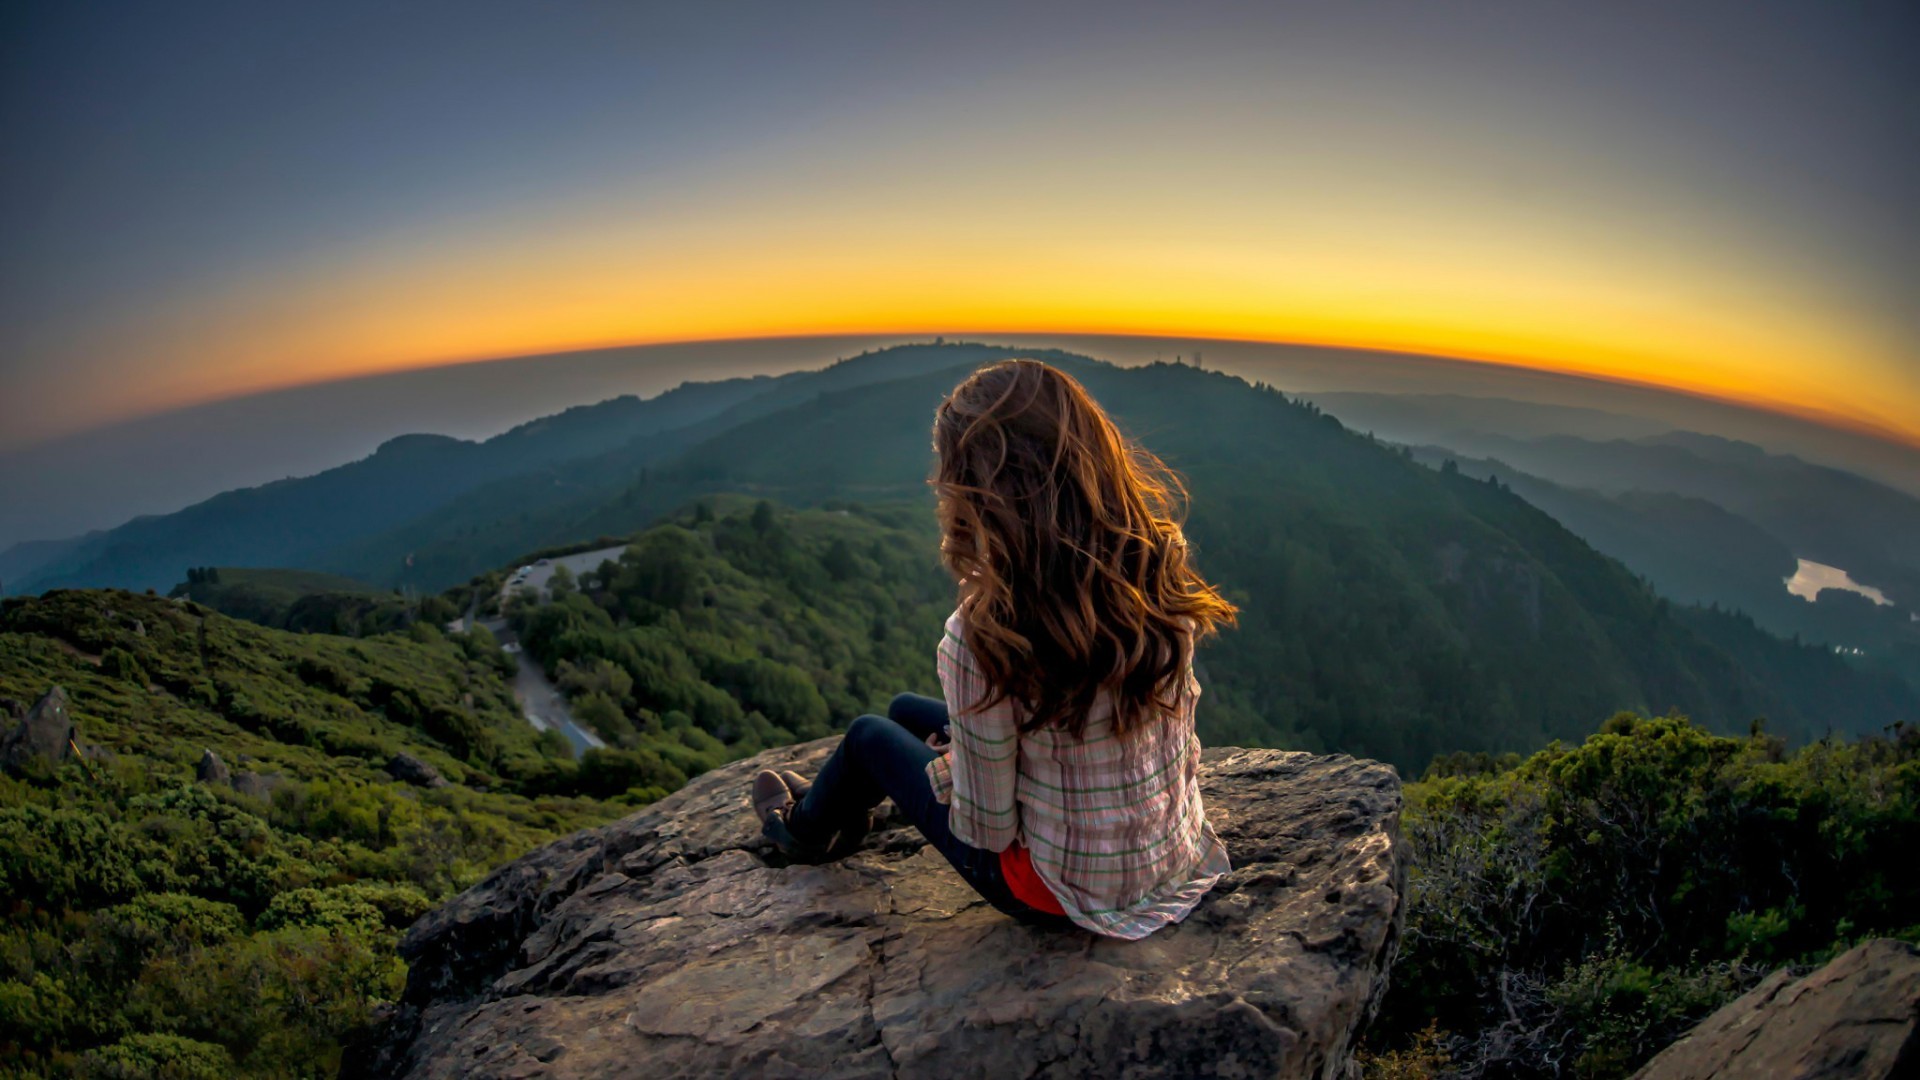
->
[931,359,1237,739]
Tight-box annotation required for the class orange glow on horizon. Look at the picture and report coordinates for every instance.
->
[34,143,1920,455]
[12,27,1916,468]
[118,322,1920,457]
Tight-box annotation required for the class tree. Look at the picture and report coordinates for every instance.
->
[751,500,775,533]
[823,538,859,582]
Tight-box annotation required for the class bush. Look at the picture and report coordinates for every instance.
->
[101,647,149,685]
[574,747,687,799]
[1373,713,1920,1078]
[258,882,429,935]
[0,805,152,910]
[80,1033,234,1080]
[0,589,620,1076]
[97,893,247,962]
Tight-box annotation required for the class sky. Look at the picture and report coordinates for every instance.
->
[3,0,1916,451]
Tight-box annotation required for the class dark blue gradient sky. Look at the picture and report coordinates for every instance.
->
[2,1,1915,447]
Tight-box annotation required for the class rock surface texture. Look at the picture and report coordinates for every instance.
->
[387,752,449,789]
[1,686,77,774]
[353,739,1405,1079]
[1633,938,1920,1080]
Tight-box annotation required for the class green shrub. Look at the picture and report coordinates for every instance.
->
[1374,713,1920,1078]
[80,1033,234,1080]
[0,590,620,1076]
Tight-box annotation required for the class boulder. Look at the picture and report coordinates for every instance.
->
[351,739,1406,1079]
[1633,938,1920,1080]
[232,770,283,801]
[2,686,77,774]
[388,753,449,789]
[196,748,231,786]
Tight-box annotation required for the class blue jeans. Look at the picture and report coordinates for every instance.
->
[788,693,1076,929]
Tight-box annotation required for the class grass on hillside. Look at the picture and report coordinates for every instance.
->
[0,590,619,1078]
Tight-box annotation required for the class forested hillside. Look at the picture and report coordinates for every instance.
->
[5,377,770,595]
[397,355,1915,768]
[1412,446,1920,695]
[163,567,447,638]
[7,345,1913,1076]
[505,499,952,788]
[315,344,1091,588]
[1398,429,1920,609]
[7,344,1074,597]
[0,591,619,1077]
[23,340,1909,770]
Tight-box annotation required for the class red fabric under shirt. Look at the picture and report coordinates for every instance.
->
[999,841,1066,914]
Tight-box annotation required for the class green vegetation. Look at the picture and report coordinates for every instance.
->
[510,498,951,789]
[0,590,619,1077]
[19,345,1914,772]
[9,345,1917,1076]
[165,567,461,637]
[11,344,1047,597]
[1418,448,1920,697]
[1365,713,1920,1078]
[470,357,1914,772]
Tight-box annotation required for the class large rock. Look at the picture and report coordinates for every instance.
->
[1634,938,1920,1080]
[351,740,1405,1079]
[196,748,232,786]
[1,686,77,774]
[388,753,449,789]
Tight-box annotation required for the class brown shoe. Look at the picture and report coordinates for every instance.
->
[753,768,871,863]
[779,769,812,800]
[752,770,796,828]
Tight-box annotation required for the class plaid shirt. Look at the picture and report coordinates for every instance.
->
[926,610,1231,939]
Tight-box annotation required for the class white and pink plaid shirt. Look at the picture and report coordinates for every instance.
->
[925,610,1231,939]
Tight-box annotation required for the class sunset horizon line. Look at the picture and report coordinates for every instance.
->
[20,327,1920,458]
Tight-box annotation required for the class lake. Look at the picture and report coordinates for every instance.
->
[1783,558,1892,606]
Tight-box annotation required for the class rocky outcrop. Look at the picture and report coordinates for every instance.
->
[351,739,1405,1079]
[1634,938,1920,1080]
[192,747,282,799]
[196,748,232,786]
[388,753,448,789]
[2,686,78,774]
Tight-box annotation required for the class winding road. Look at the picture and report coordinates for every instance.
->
[462,544,630,760]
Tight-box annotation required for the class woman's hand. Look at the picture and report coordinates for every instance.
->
[926,730,951,751]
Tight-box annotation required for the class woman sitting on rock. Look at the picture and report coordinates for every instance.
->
[751,358,1238,939]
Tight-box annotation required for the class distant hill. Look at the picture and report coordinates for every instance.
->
[1404,446,1920,697]
[1302,390,1920,692]
[308,344,1092,588]
[6,376,776,595]
[16,347,1915,767]
[1302,391,1672,443]
[6,343,1076,598]
[0,531,93,592]
[392,357,1917,766]
[1396,429,1920,610]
